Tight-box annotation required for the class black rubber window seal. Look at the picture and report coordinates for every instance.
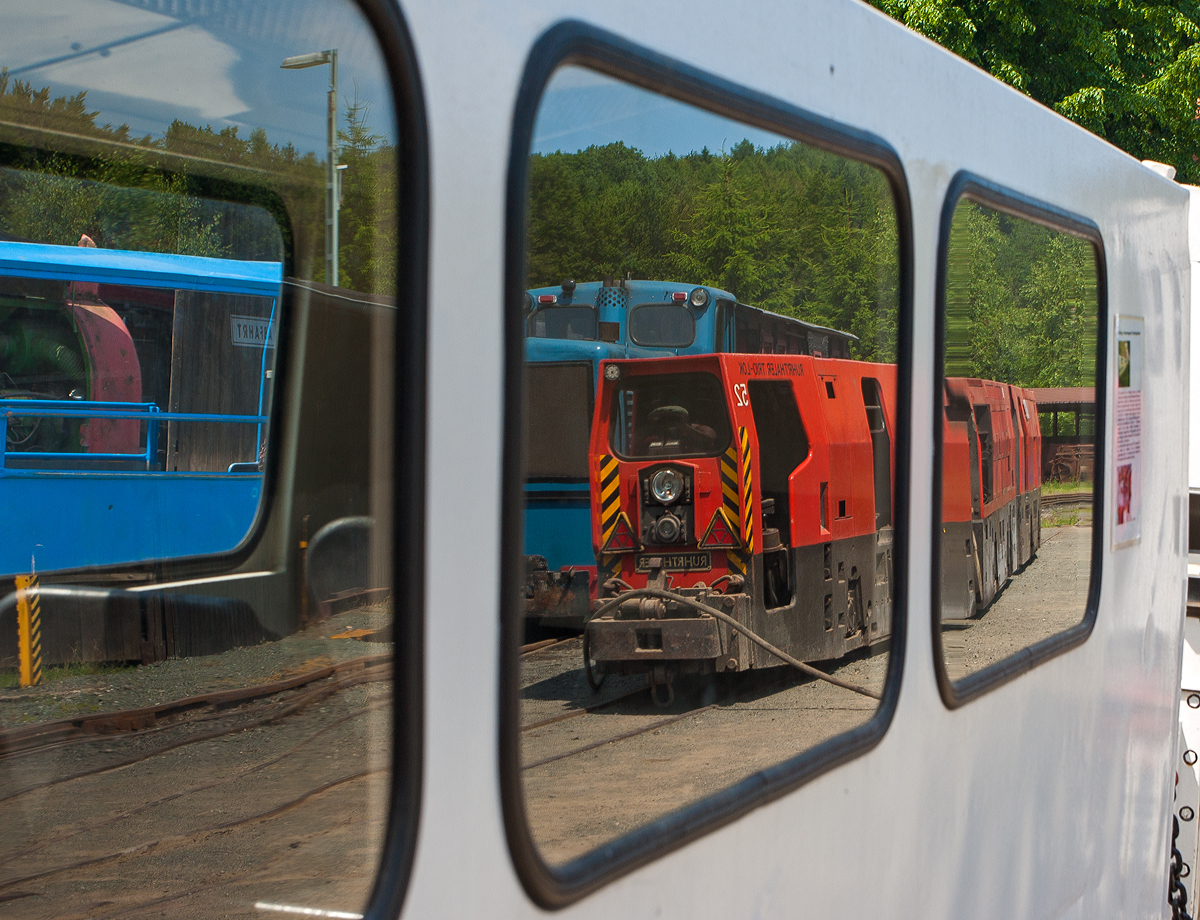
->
[500,19,915,908]
[930,172,1107,710]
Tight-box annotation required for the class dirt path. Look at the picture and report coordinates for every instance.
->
[520,637,887,864]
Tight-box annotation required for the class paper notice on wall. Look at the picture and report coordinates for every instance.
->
[1112,315,1143,549]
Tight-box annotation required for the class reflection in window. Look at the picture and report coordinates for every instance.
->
[610,371,732,459]
[527,304,597,339]
[939,197,1099,685]
[518,64,901,868]
[0,1,401,916]
[629,303,696,347]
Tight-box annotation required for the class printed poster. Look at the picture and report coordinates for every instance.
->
[1112,315,1143,548]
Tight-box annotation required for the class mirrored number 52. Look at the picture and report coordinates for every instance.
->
[733,383,749,407]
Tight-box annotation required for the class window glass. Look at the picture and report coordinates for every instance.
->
[610,371,731,458]
[527,304,597,339]
[629,303,696,347]
[0,2,403,917]
[938,196,1099,687]
[517,64,902,869]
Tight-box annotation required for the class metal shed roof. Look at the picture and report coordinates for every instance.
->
[1030,386,1095,407]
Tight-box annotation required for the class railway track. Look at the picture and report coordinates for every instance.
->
[1041,490,1092,507]
[0,652,391,761]
[0,657,393,917]
[518,640,880,773]
[0,654,393,814]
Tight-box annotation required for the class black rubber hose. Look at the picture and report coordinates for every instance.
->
[591,587,882,701]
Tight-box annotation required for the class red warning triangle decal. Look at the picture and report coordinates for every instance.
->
[699,508,739,549]
[601,512,639,553]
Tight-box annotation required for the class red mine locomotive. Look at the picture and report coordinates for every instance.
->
[941,378,1042,619]
[583,354,1041,696]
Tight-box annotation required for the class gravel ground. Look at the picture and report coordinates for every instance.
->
[942,525,1091,681]
[521,635,888,864]
[0,605,392,730]
[0,604,394,920]
[520,523,1092,865]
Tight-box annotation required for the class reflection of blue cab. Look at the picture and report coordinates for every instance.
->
[0,241,283,576]
[523,278,854,626]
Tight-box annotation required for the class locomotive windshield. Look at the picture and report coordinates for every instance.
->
[628,303,696,347]
[526,304,597,340]
[610,371,732,459]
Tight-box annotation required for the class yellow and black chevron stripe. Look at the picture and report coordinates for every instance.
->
[597,454,622,581]
[739,426,754,555]
[722,440,748,575]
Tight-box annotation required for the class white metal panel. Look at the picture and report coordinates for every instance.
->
[1190,186,1200,492]
[398,0,1192,917]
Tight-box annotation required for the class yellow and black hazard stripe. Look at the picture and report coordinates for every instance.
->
[739,426,754,555]
[722,440,748,575]
[597,455,623,581]
[15,573,41,688]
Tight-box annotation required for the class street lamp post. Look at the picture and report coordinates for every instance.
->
[281,49,339,287]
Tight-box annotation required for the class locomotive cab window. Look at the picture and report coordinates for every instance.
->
[935,181,1102,702]
[611,370,732,458]
[0,2,420,917]
[629,302,697,347]
[507,38,907,898]
[527,303,598,339]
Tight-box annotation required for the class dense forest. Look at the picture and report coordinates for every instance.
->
[0,72,1098,383]
[527,139,900,362]
[944,202,1097,387]
[527,137,1096,381]
[0,73,397,295]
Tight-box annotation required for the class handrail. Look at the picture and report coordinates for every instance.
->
[0,400,268,473]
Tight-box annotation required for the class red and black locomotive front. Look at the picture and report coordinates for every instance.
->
[585,352,899,693]
[587,357,753,681]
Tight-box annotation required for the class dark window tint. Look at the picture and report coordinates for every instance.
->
[0,1,408,916]
[629,303,696,347]
[524,363,593,479]
[610,371,732,459]
[526,305,597,339]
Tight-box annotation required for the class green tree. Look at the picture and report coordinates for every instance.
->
[526,139,901,357]
[868,0,1200,182]
[944,200,1097,387]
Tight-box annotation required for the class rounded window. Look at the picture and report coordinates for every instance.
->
[628,303,696,347]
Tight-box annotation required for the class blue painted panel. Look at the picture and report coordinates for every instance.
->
[0,472,262,576]
[523,490,594,572]
[0,241,282,297]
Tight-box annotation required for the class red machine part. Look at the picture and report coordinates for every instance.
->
[942,378,1042,525]
[68,300,143,454]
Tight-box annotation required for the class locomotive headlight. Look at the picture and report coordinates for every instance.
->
[654,512,682,543]
[650,468,685,504]
[689,287,710,307]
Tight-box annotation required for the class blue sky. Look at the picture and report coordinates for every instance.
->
[2,0,395,155]
[2,3,784,162]
[532,66,789,158]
